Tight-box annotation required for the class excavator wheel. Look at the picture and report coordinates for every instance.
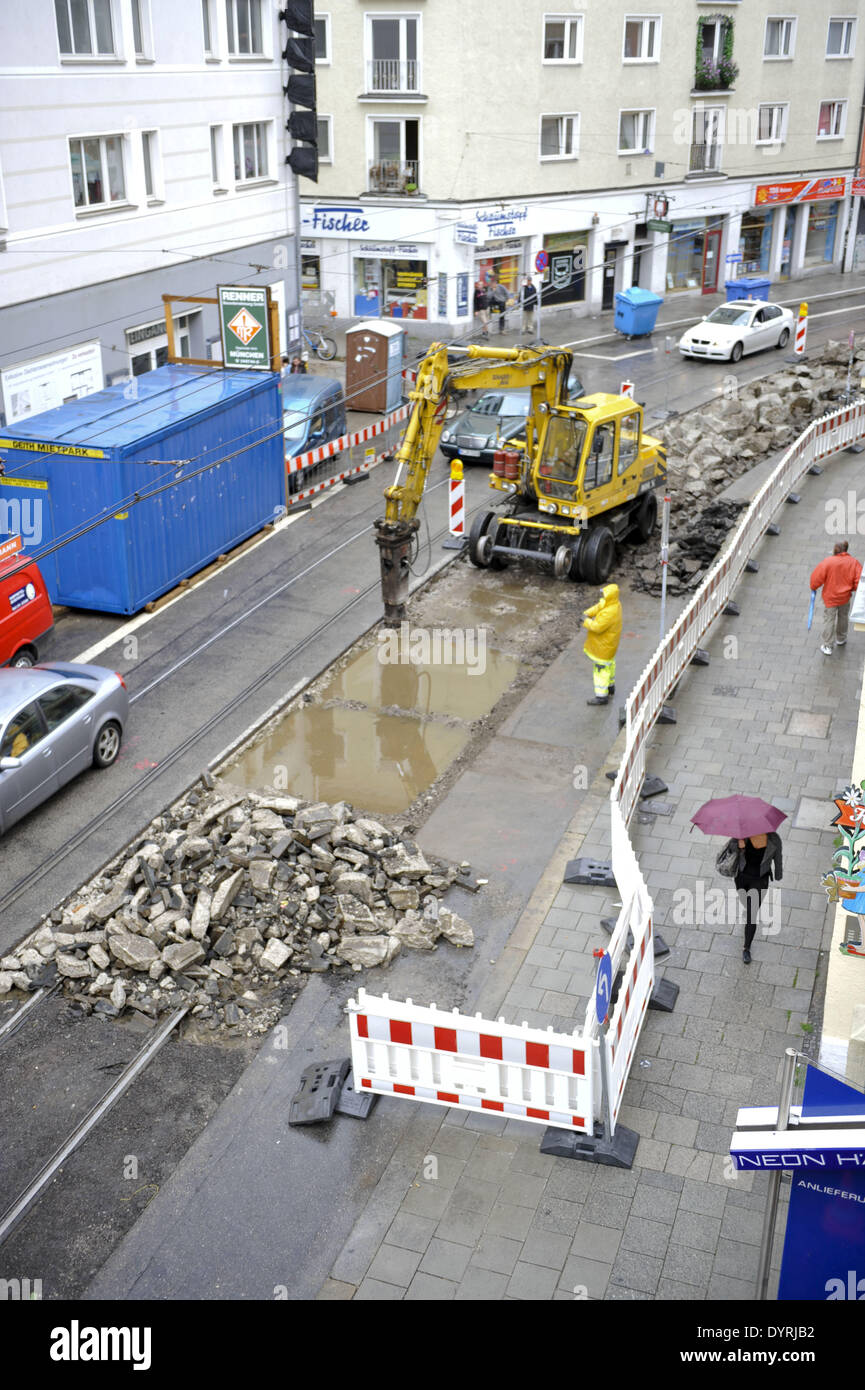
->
[633,490,658,543]
[468,510,507,570]
[581,526,616,585]
[554,534,584,582]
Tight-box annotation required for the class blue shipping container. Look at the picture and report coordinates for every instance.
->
[0,365,284,614]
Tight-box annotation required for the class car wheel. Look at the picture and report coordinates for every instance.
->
[729,342,744,364]
[93,720,122,769]
[11,646,36,668]
[581,526,616,585]
[777,327,790,349]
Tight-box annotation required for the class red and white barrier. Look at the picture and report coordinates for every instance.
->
[449,459,465,536]
[794,302,808,358]
[620,380,635,399]
[286,402,411,475]
[348,988,595,1132]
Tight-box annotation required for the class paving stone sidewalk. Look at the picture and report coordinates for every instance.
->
[321,449,859,1302]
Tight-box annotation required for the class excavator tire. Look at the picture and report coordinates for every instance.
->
[581,525,616,586]
[554,534,584,582]
[633,490,658,542]
[468,510,507,569]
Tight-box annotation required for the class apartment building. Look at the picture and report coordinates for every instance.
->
[303,1,865,330]
[0,0,304,428]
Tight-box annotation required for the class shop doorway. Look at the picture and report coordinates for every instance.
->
[702,228,721,294]
[602,244,619,310]
[127,313,195,375]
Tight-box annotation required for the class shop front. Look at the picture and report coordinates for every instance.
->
[739,208,775,274]
[540,230,588,305]
[353,244,428,319]
[804,201,840,267]
[474,239,525,299]
[665,218,722,293]
[301,242,321,299]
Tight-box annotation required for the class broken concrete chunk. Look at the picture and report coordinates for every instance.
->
[380,843,430,880]
[109,930,161,971]
[438,906,474,948]
[249,859,277,895]
[190,888,212,940]
[259,939,292,971]
[333,871,374,906]
[162,941,206,972]
[389,919,439,951]
[337,935,400,970]
[87,944,111,970]
[210,869,245,922]
[55,952,93,979]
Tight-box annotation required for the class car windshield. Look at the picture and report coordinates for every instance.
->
[706,307,751,327]
[283,413,308,446]
[472,393,530,418]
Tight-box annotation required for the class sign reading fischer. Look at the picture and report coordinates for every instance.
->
[217,286,271,370]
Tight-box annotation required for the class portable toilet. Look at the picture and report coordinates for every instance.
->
[345,321,406,413]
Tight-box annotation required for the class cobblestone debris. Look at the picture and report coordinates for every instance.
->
[1,787,474,1034]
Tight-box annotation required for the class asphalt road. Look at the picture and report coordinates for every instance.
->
[2,283,864,955]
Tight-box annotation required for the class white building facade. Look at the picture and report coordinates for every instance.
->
[302,1,865,332]
[0,0,304,428]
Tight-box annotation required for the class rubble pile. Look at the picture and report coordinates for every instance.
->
[0,787,474,1033]
[632,498,747,597]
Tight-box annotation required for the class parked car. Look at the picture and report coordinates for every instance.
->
[0,551,54,668]
[0,662,128,833]
[439,375,585,465]
[678,301,795,363]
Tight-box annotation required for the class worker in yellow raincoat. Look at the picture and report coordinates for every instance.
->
[582,583,622,706]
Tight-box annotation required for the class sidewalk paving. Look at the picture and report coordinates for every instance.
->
[321,437,861,1301]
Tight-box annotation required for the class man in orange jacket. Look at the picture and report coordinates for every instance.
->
[810,541,862,655]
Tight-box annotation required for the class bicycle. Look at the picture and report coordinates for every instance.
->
[301,324,338,361]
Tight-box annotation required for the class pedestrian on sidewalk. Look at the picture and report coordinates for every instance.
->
[810,540,862,656]
[489,278,508,334]
[582,583,622,705]
[473,280,490,339]
[723,833,783,964]
[519,276,538,337]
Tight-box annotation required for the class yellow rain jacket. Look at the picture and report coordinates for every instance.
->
[582,584,623,662]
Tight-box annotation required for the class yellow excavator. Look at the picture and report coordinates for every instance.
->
[375,342,666,624]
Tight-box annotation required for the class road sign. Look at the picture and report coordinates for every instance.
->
[218,286,272,370]
[595,952,612,1024]
[535,249,549,273]
[725,253,743,263]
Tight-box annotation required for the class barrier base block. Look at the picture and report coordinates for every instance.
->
[563,857,616,886]
[540,1122,639,1169]
[599,917,671,959]
[659,705,677,724]
[690,648,710,666]
[808,464,824,475]
[637,798,675,817]
[289,1058,351,1125]
[343,472,370,487]
[640,775,668,799]
[442,537,467,551]
[723,601,740,617]
[335,1071,378,1119]
[649,978,680,1013]
[766,523,781,536]
[786,492,801,505]
[745,559,759,573]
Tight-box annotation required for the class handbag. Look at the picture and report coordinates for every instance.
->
[715,840,740,878]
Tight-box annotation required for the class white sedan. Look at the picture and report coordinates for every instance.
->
[679,300,795,363]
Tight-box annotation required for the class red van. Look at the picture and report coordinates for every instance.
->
[0,553,54,667]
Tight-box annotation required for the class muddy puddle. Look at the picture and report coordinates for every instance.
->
[317,641,519,720]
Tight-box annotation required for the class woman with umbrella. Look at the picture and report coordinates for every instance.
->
[692,797,784,965]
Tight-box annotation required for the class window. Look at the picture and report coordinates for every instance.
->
[202,0,214,54]
[367,15,419,93]
[39,686,93,732]
[233,122,269,180]
[210,125,224,185]
[69,135,126,209]
[690,107,723,173]
[54,0,115,55]
[623,16,660,62]
[619,110,654,154]
[618,413,640,474]
[368,118,419,191]
[313,14,330,62]
[226,0,263,56]
[131,0,148,57]
[540,114,579,161]
[700,19,726,64]
[142,131,160,198]
[317,116,332,163]
[756,103,787,144]
[818,101,847,138]
[1,703,47,759]
[764,17,795,59]
[583,424,614,491]
[827,18,856,57]
[543,14,583,63]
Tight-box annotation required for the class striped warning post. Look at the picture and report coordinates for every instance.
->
[449,459,465,536]
[348,989,595,1132]
[620,380,635,399]
[793,302,808,358]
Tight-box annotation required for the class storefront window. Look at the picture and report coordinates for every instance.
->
[353,257,428,319]
[804,201,839,265]
[476,253,521,296]
[739,209,774,274]
[302,256,321,294]
[666,221,706,291]
[126,313,193,374]
[541,232,588,305]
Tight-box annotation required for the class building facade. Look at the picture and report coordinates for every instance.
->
[302,1,865,331]
[0,0,303,428]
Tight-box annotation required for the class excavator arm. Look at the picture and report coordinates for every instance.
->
[375,341,574,624]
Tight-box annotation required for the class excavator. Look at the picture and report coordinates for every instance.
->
[375,342,667,625]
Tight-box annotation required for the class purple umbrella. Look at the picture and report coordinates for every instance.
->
[691,795,787,838]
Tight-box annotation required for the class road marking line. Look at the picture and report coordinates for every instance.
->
[569,348,656,360]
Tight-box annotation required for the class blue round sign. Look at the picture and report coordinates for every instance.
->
[595,953,612,1024]
[535,250,549,272]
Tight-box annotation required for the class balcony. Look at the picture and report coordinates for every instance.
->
[366,58,418,93]
[688,143,723,177]
[367,159,419,194]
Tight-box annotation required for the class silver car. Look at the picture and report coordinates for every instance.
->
[0,662,129,833]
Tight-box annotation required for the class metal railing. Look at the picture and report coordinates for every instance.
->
[367,58,418,92]
[367,159,419,194]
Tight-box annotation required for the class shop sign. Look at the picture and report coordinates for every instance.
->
[455,223,479,244]
[477,238,524,254]
[755,176,846,206]
[647,218,672,233]
[127,320,167,346]
[304,204,372,234]
[300,239,317,250]
[852,178,865,198]
[356,242,421,257]
[0,340,103,427]
[456,273,469,317]
[476,206,528,225]
[217,286,271,370]
[543,231,588,253]
[479,220,525,241]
